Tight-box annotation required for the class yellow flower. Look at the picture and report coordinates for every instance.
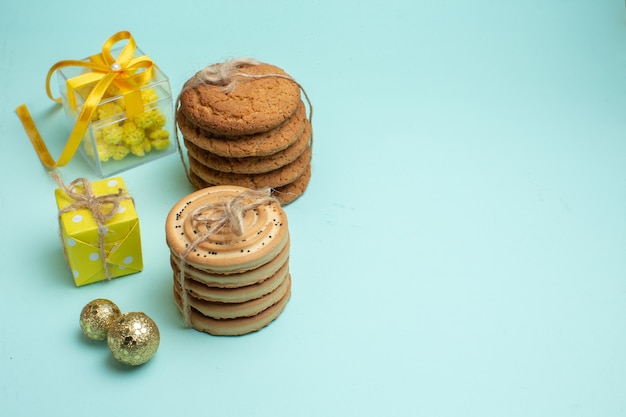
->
[147,128,170,142]
[151,138,171,151]
[101,124,124,145]
[93,137,114,162]
[133,109,166,130]
[129,142,146,157]
[122,121,145,146]
[141,88,159,104]
[111,145,130,161]
[142,138,153,153]
[96,102,123,121]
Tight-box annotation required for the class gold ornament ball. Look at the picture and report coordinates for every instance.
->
[79,299,122,340]
[107,312,160,366]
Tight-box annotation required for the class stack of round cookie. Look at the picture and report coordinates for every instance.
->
[165,185,291,336]
[177,60,312,205]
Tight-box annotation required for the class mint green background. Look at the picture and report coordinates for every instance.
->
[2,1,626,416]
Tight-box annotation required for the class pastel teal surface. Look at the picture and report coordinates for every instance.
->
[1,1,625,416]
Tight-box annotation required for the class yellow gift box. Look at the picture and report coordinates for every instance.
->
[54,176,143,286]
[16,31,176,178]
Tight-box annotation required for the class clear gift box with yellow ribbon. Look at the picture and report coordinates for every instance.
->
[16,31,177,177]
[54,175,143,286]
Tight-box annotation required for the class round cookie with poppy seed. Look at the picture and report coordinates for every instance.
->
[179,62,302,136]
[174,273,290,319]
[165,185,289,274]
[177,101,307,158]
[184,120,311,174]
[173,279,291,336]
[169,237,290,289]
[173,260,290,304]
[189,146,311,190]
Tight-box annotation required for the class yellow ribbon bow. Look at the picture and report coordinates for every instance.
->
[15,31,155,168]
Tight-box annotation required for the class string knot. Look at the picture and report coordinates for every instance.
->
[190,57,260,92]
[224,199,245,236]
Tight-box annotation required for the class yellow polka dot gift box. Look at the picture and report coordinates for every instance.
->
[54,176,143,286]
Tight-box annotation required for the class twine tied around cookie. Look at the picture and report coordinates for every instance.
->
[52,171,132,281]
[185,57,313,122]
[174,187,278,326]
[174,58,314,185]
[185,57,261,92]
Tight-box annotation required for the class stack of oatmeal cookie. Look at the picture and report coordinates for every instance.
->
[176,60,312,205]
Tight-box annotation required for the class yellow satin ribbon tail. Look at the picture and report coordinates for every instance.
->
[16,72,117,168]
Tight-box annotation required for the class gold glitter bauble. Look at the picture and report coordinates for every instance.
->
[106,312,160,366]
[79,299,122,340]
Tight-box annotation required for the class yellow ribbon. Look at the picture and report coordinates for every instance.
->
[15,31,155,168]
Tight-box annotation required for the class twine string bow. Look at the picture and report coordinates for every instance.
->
[52,172,132,280]
[183,57,313,116]
[189,57,261,91]
[176,188,277,326]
